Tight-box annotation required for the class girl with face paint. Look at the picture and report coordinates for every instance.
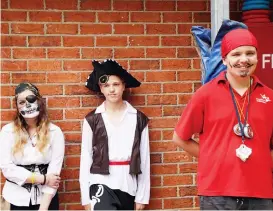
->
[0,82,65,210]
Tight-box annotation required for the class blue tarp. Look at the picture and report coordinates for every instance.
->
[192,19,248,84]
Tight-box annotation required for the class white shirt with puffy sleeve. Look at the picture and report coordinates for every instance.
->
[0,123,65,206]
[79,101,150,206]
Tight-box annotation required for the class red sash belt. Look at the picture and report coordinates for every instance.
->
[109,161,130,165]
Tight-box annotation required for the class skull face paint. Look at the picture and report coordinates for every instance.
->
[17,90,40,119]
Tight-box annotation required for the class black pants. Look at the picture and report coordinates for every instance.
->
[10,192,59,210]
[90,184,135,210]
[200,196,273,210]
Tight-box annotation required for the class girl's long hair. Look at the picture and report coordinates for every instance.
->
[13,93,50,156]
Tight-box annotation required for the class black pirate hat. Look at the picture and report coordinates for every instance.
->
[85,59,141,92]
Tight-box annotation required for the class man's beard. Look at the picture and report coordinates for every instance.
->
[228,62,253,77]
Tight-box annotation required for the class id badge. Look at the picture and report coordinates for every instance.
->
[236,144,252,162]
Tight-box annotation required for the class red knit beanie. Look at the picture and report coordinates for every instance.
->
[221,28,258,58]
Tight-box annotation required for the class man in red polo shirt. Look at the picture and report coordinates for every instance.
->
[173,28,273,210]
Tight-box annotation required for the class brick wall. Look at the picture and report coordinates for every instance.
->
[1,0,267,210]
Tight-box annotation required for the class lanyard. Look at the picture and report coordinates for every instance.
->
[228,80,251,142]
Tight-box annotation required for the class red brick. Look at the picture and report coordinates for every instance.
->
[65,133,81,143]
[65,204,83,210]
[193,59,201,69]
[1,0,8,8]
[2,36,26,46]
[151,164,177,175]
[146,48,176,58]
[66,145,81,155]
[179,163,198,173]
[114,48,144,58]
[65,108,90,119]
[193,12,211,23]
[1,23,9,34]
[113,1,143,11]
[137,106,161,117]
[63,36,94,47]
[12,73,46,83]
[46,0,78,10]
[1,110,16,121]
[146,71,176,82]
[178,48,199,58]
[179,186,198,196]
[163,83,192,93]
[80,24,112,34]
[1,86,16,96]
[59,192,80,203]
[55,122,81,133]
[129,36,159,46]
[177,1,208,11]
[145,199,162,210]
[82,48,113,59]
[81,0,111,10]
[82,96,104,107]
[178,23,207,34]
[1,48,11,58]
[65,180,80,191]
[65,85,91,95]
[1,98,11,109]
[151,154,162,164]
[162,129,174,140]
[47,24,78,34]
[64,12,96,22]
[130,60,159,70]
[164,198,193,209]
[10,0,43,9]
[149,118,178,129]
[163,105,184,116]
[162,36,191,46]
[63,61,92,71]
[28,36,61,47]
[47,73,81,83]
[1,61,27,71]
[1,11,27,21]
[147,24,176,34]
[162,59,191,70]
[147,95,177,105]
[96,36,127,47]
[47,48,80,59]
[163,12,192,23]
[149,130,161,141]
[38,85,63,95]
[13,48,45,59]
[12,23,44,34]
[178,71,201,81]
[132,84,161,94]
[114,24,144,34]
[48,97,81,108]
[48,109,63,120]
[28,60,62,71]
[124,95,145,106]
[131,12,161,22]
[150,141,177,152]
[146,1,175,11]
[29,11,62,22]
[151,187,177,198]
[98,12,129,22]
[178,94,193,104]
[163,151,193,163]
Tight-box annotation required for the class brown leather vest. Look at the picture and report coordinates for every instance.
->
[85,109,149,175]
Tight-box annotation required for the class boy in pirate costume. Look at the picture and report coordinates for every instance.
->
[79,59,150,210]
